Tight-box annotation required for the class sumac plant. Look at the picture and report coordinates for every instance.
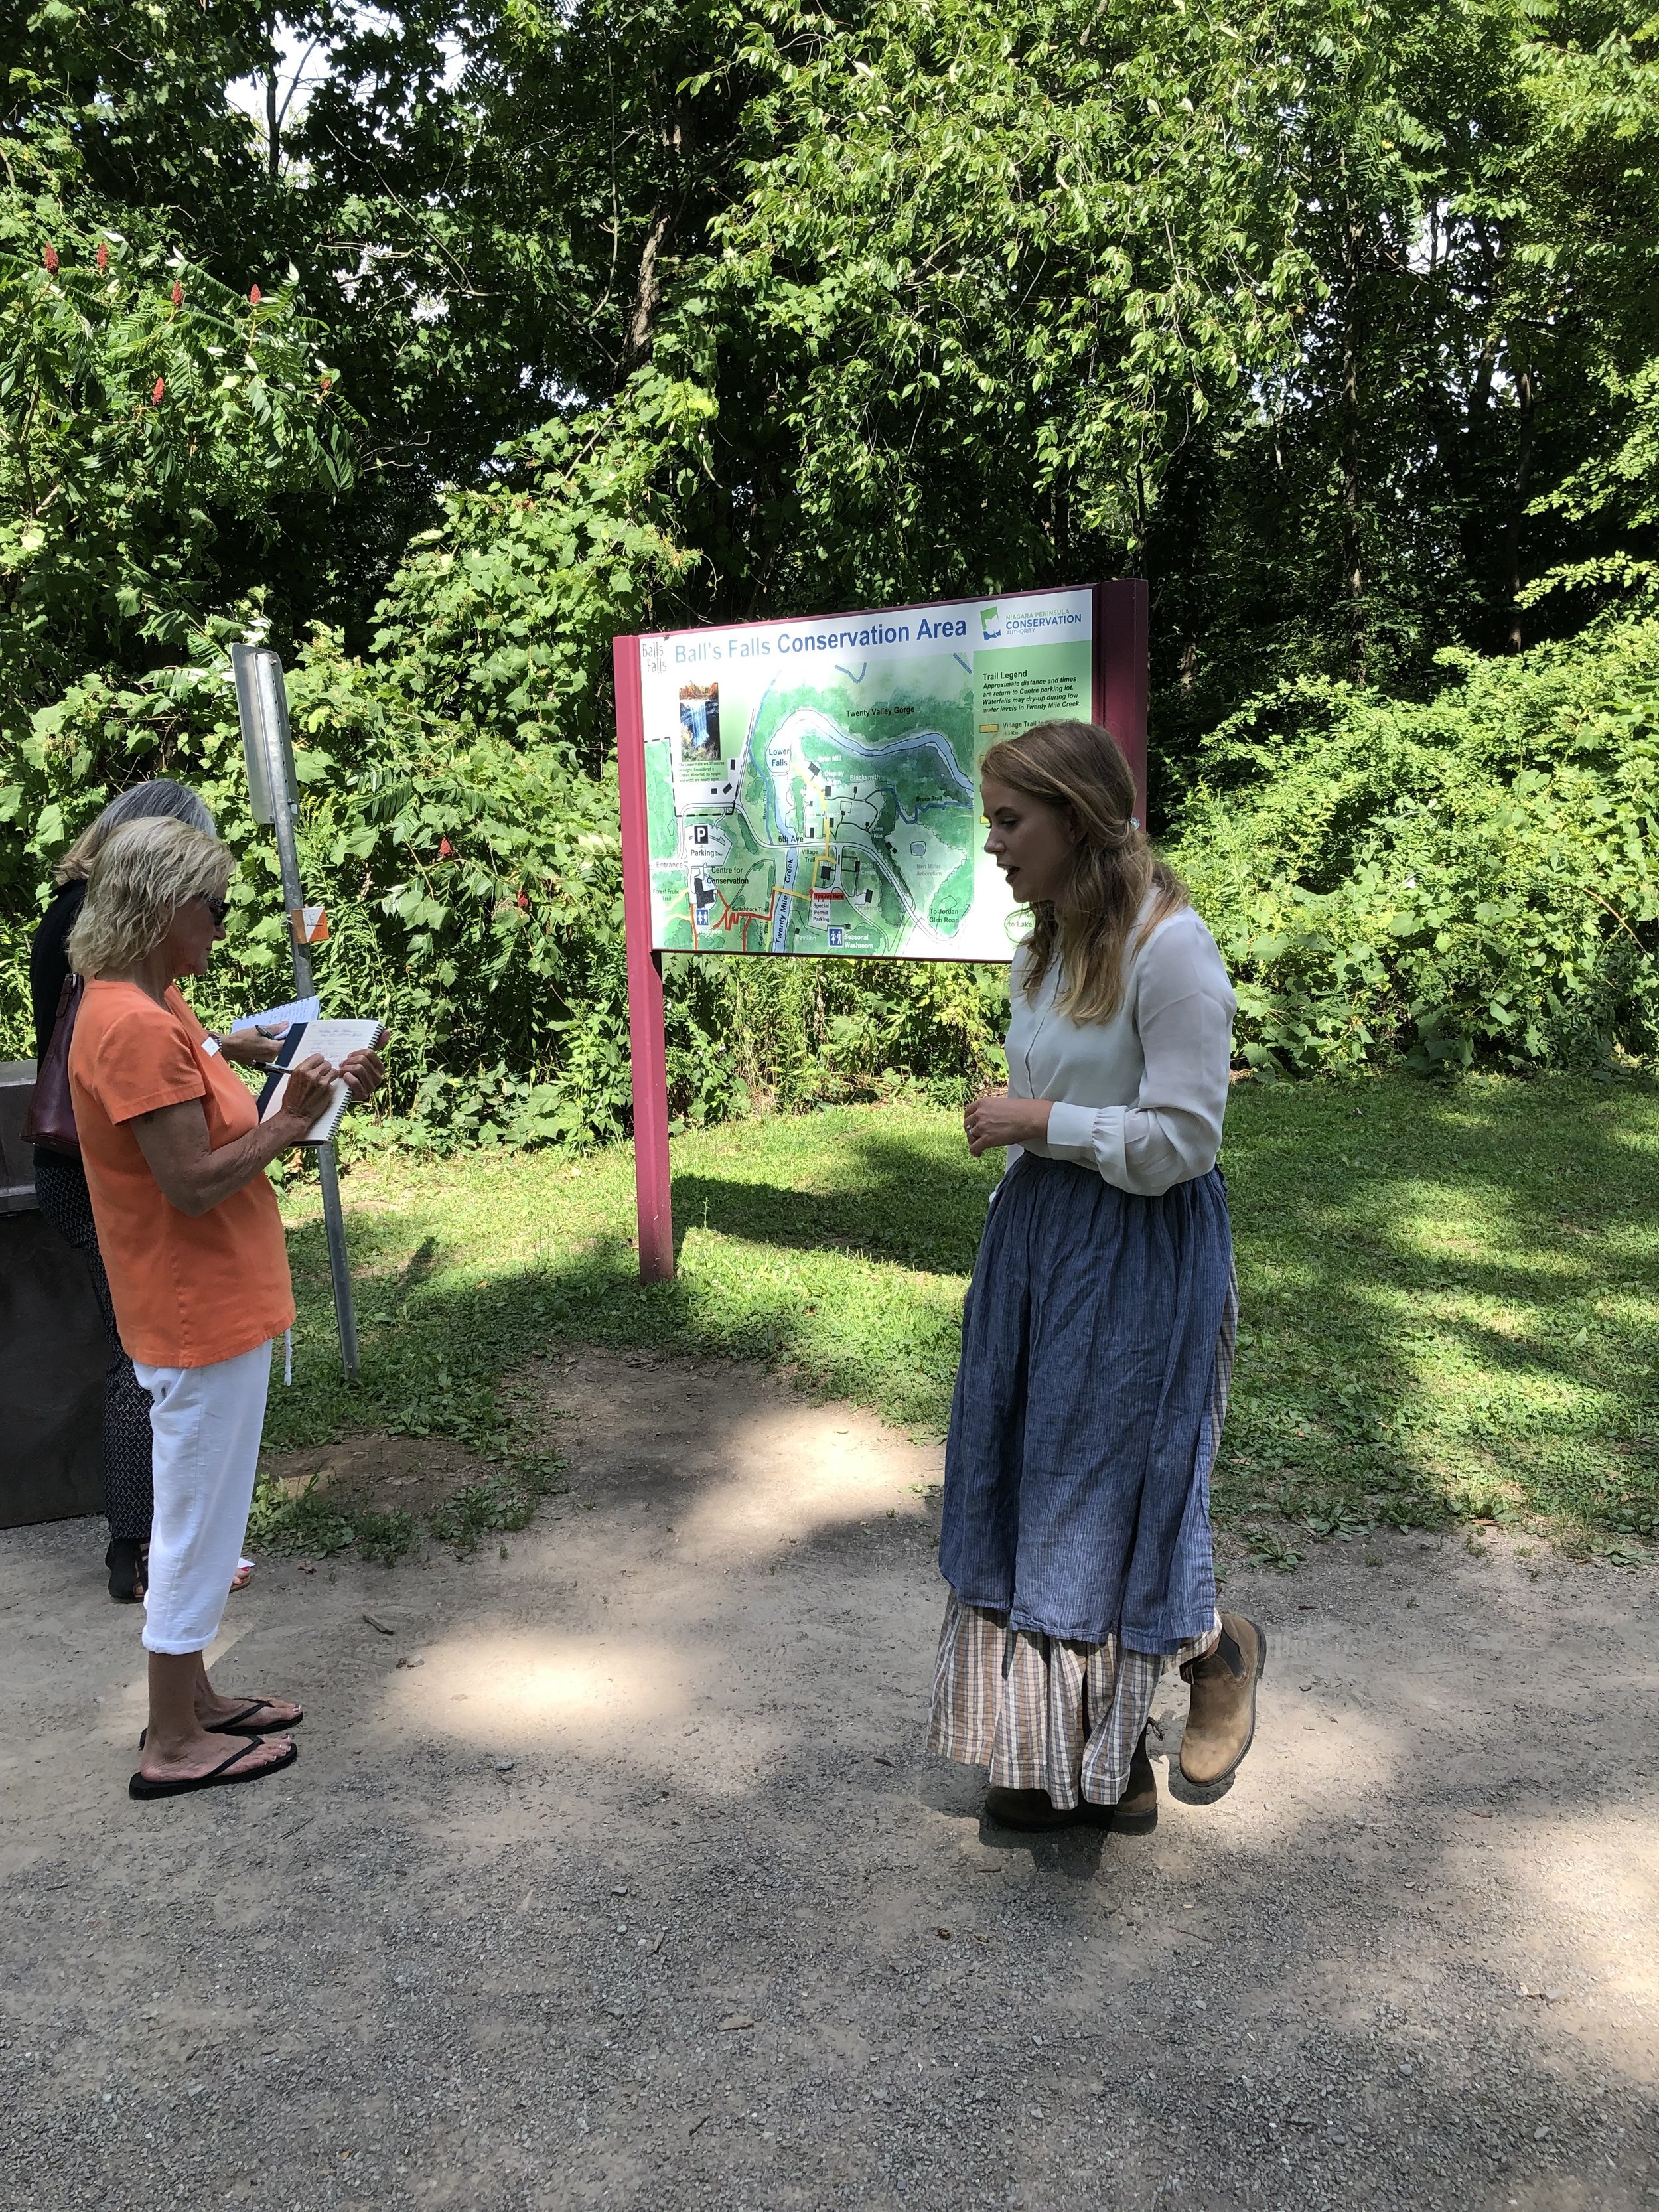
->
[0,230,352,747]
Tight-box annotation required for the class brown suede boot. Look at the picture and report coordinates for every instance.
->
[1110,1726,1158,1834]
[983,1728,1159,1834]
[1179,1614,1267,1786]
[983,1785,1082,1830]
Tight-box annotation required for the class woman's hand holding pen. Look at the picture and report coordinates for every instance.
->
[218,1023,388,1101]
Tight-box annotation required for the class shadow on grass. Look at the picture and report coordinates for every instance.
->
[265,1077,1659,1546]
[1216,1074,1659,1534]
[672,1128,996,1276]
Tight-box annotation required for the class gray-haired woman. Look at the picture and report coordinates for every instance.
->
[29,780,285,1601]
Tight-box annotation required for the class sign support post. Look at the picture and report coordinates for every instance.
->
[232,644,362,1378]
[613,580,1148,1287]
[614,635,676,1283]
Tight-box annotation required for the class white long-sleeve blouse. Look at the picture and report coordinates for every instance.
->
[1002,903,1237,1196]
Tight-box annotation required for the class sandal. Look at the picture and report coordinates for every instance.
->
[206,1698,301,1735]
[129,1735,297,1801]
[139,1700,303,1748]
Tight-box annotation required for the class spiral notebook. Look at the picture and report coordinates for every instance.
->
[255,1019,385,1145]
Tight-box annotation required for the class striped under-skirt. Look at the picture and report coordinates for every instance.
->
[928,1595,1222,1809]
[929,1152,1236,1808]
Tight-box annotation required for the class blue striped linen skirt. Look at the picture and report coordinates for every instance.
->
[928,1152,1236,1808]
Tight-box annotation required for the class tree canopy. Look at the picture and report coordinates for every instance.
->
[3,0,1657,1120]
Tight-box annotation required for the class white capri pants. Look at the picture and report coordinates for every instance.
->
[133,1339,272,1655]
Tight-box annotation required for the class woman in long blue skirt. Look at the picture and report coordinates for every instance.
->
[928,719,1266,1832]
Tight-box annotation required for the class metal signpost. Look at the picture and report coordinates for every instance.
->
[232,644,361,1380]
[613,577,1149,1284]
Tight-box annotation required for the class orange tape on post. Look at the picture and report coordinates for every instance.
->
[289,905,329,945]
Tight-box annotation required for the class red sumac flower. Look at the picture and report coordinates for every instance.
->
[42,245,59,274]
[248,285,262,305]
[438,837,453,858]
[96,242,109,271]
[171,281,183,307]
[152,377,165,404]
[516,890,530,910]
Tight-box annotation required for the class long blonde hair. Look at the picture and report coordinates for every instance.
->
[983,719,1187,1023]
[66,818,232,977]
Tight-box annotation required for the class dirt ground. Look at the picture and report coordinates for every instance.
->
[3,1346,1656,2212]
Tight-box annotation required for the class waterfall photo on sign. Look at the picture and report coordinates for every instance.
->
[634,586,1108,961]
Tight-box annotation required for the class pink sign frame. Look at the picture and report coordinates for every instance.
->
[614,578,1148,1282]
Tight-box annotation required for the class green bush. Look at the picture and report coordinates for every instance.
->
[10,378,1654,1138]
[0,384,1009,1145]
[1171,612,1659,1076]
[0,225,352,749]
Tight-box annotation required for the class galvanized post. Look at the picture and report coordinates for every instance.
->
[232,644,362,1381]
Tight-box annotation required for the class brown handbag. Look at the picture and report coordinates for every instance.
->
[21,972,84,1155]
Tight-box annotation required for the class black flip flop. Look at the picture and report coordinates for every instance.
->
[207,1698,303,1735]
[139,1700,303,1749]
[129,1735,297,1801]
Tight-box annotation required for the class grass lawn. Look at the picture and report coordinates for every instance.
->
[268,1073,1659,1556]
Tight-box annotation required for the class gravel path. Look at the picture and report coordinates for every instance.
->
[3,1347,1656,2212]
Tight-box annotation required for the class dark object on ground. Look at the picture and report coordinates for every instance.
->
[982,1726,1160,1832]
[983,1785,1084,1829]
[0,1065,106,1528]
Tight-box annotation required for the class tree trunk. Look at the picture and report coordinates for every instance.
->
[1504,366,1535,652]
[620,204,676,376]
[1340,202,1366,686]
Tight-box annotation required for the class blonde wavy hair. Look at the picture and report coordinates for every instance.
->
[982,719,1188,1023]
[66,818,234,978]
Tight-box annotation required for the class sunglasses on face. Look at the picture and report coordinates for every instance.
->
[196,895,230,925]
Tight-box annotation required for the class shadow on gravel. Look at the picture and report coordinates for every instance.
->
[5,1334,1658,2211]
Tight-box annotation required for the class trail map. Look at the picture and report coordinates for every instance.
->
[638,588,1094,961]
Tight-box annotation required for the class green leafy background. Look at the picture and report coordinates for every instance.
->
[4,0,1659,1139]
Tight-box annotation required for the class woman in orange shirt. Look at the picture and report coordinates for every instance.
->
[68,817,384,1800]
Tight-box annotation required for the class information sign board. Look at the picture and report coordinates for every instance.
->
[634,583,1117,962]
[613,579,1147,1280]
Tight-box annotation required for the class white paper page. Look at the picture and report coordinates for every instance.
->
[230,995,320,1035]
[260,1020,384,1142]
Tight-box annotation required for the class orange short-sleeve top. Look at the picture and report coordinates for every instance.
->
[68,980,295,1368]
